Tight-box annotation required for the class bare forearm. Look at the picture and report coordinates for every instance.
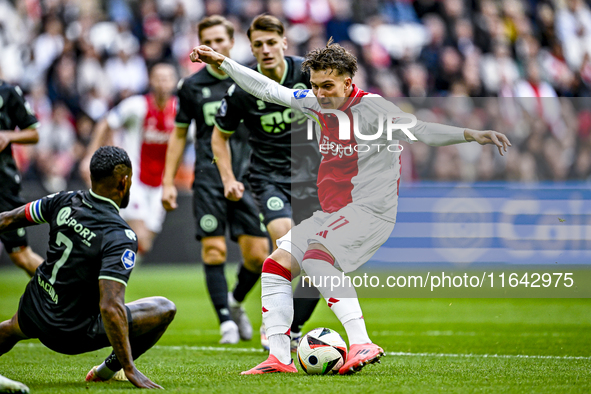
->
[211,127,236,184]
[99,280,135,372]
[101,304,134,370]
[162,126,188,187]
[0,129,39,145]
[0,206,32,234]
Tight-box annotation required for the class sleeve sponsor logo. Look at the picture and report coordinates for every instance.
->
[293,89,310,99]
[121,249,136,270]
[218,99,228,117]
[125,229,137,241]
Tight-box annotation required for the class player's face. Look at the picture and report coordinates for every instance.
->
[150,65,177,97]
[200,25,234,58]
[310,69,352,110]
[250,30,287,72]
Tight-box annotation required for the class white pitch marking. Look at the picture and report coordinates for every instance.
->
[19,342,591,360]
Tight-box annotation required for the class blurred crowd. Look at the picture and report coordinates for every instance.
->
[1,0,590,191]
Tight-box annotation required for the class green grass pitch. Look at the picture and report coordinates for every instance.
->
[1,265,590,393]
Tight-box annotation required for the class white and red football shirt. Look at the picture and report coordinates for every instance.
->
[106,93,177,187]
[218,58,467,222]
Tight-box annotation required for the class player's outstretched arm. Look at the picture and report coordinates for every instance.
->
[190,46,297,108]
[0,206,35,234]
[161,125,189,211]
[211,126,244,201]
[464,129,511,156]
[99,279,162,389]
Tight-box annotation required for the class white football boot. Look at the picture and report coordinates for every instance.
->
[228,292,253,341]
[219,320,240,344]
[0,374,29,394]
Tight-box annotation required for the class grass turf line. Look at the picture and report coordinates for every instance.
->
[1,265,590,393]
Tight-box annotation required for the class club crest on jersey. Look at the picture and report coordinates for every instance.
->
[293,89,309,99]
[121,249,136,270]
[267,197,284,211]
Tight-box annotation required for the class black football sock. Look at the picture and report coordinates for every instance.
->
[232,264,261,303]
[204,263,231,324]
[291,277,321,333]
[104,351,122,372]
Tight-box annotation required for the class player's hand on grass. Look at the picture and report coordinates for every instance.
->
[190,45,225,66]
[464,129,511,156]
[125,367,163,389]
[223,180,244,201]
[161,184,178,211]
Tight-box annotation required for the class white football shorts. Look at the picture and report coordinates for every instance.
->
[277,205,395,273]
[120,180,166,234]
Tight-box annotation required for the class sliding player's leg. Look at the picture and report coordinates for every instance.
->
[87,296,176,382]
[7,246,43,278]
[0,314,28,357]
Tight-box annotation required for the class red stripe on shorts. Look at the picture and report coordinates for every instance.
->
[302,249,335,265]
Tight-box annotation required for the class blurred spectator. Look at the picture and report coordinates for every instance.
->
[35,102,77,192]
[0,0,587,187]
[105,31,149,99]
[555,0,591,69]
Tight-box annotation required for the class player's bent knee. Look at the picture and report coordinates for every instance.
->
[201,238,227,264]
[202,249,226,265]
[154,297,176,324]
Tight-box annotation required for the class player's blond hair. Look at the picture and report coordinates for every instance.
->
[301,37,358,78]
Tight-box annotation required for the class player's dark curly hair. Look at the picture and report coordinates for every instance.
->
[90,146,132,182]
[301,37,358,78]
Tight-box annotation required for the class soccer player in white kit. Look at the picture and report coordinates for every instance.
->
[82,63,178,258]
[190,40,511,375]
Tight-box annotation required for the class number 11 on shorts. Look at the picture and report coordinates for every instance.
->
[328,215,349,231]
[317,215,350,239]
